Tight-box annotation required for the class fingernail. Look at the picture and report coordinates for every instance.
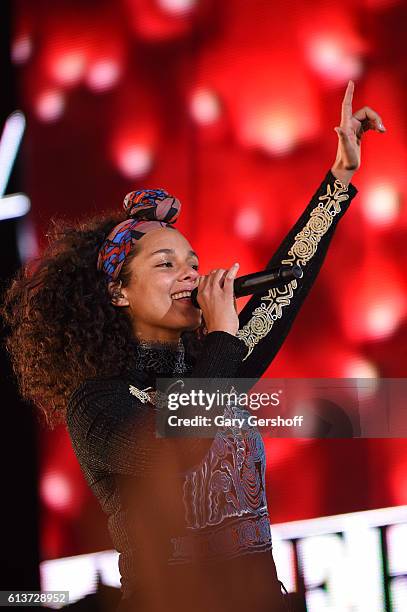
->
[379,123,386,131]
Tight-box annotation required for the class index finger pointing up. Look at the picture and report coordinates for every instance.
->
[341,80,354,126]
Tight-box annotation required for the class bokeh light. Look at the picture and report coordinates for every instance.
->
[11,35,32,64]
[35,89,65,122]
[41,471,74,513]
[342,357,379,379]
[86,59,122,92]
[190,88,221,125]
[307,35,363,83]
[116,144,154,178]
[49,50,87,87]
[362,182,401,226]
[234,206,263,239]
[342,262,406,343]
[157,0,198,16]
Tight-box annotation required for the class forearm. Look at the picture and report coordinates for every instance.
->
[235,168,358,378]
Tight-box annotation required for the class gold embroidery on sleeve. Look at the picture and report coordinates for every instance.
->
[236,177,350,360]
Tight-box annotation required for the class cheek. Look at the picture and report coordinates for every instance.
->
[129,276,172,315]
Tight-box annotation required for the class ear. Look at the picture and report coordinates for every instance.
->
[108,280,130,307]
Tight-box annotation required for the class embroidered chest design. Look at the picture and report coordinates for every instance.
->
[182,404,268,529]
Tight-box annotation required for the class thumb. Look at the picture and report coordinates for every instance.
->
[225,262,240,280]
[224,262,239,295]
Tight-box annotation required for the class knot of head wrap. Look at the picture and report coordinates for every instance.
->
[97,189,181,282]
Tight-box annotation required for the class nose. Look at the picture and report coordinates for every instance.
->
[178,264,199,284]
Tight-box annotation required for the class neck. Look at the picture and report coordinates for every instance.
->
[131,334,188,377]
[135,336,183,350]
[135,334,181,348]
[133,329,181,347]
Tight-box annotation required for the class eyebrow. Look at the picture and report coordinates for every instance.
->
[149,248,199,259]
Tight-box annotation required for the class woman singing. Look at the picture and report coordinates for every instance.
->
[1,82,384,611]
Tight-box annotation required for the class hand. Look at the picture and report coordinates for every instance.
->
[331,80,386,184]
[196,263,240,336]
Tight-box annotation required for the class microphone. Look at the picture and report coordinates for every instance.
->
[190,264,303,309]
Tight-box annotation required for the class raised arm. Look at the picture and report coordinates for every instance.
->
[235,169,357,378]
[236,80,386,378]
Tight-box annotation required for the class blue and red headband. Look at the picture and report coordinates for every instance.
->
[97,189,181,282]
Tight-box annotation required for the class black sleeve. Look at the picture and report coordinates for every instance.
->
[66,331,246,477]
[235,169,358,378]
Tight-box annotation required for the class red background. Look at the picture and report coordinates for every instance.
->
[12,0,407,560]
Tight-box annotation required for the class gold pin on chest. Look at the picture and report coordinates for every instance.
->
[129,385,165,408]
[129,385,153,403]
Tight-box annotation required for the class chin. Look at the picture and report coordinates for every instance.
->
[185,322,202,332]
[178,317,202,333]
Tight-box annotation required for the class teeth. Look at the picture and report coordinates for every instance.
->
[172,291,192,300]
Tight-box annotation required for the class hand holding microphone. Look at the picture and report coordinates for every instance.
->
[195,263,240,336]
[192,264,303,311]
[193,263,303,337]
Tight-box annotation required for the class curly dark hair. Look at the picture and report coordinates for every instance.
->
[0,211,203,430]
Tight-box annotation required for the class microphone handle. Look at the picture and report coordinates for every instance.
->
[190,264,303,308]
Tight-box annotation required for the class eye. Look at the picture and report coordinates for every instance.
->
[156,261,199,269]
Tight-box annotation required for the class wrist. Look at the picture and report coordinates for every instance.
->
[330,162,356,187]
[206,327,237,337]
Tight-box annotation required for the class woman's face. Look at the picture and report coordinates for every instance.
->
[116,228,202,342]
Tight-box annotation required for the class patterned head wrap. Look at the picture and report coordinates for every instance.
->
[97,189,181,282]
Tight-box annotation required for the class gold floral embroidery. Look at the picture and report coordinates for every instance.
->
[237,177,350,360]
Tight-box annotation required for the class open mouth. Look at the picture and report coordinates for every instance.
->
[171,290,192,301]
